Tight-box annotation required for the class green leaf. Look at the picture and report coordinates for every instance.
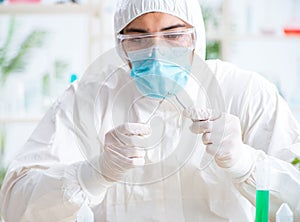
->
[206,40,221,59]
[0,166,7,189]
[42,73,50,96]
[54,60,69,79]
[0,17,16,68]
[291,157,300,165]
[0,128,6,157]
[2,30,47,82]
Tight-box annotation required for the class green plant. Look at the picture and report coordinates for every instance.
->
[0,166,7,189]
[201,5,219,31]
[0,17,47,85]
[0,126,7,189]
[0,164,6,220]
[206,40,221,60]
[42,59,69,97]
[291,157,300,170]
[201,5,221,59]
[0,18,47,190]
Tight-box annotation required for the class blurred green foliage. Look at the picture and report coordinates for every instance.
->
[206,40,221,60]
[42,59,69,97]
[291,157,300,170]
[201,5,221,59]
[0,17,46,193]
[0,126,6,189]
[0,166,6,189]
[0,17,47,85]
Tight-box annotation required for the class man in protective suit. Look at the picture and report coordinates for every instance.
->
[1,0,300,221]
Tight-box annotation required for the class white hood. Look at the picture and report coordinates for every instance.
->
[114,0,206,58]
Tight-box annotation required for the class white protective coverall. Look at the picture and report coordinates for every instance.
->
[1,0,300,221]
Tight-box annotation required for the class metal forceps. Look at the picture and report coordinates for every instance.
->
[144,96,167,125]
[143,93,187,125]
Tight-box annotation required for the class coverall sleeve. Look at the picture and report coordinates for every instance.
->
[0,84,112,222]
[236,71,300,221]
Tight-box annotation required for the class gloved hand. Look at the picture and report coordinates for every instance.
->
[100,122,151,182]
[183,108,256,182]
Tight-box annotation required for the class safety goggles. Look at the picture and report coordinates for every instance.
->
[117,28,196,53]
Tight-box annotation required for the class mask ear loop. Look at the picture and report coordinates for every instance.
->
[192,28,197,50]
[173,93,186,109]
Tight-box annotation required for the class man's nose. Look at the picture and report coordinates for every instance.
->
[147,45,159,58]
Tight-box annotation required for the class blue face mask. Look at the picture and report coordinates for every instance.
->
[128,47,192,99]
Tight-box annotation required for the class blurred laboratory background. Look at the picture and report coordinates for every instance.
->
[0,0,300,190]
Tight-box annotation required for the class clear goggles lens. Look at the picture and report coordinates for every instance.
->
[117,28,196,53]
